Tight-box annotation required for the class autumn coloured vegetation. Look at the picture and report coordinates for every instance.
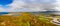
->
[0,12,58,26]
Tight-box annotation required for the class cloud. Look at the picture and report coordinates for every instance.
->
[54,0,60,11]
[0,0,57,12]
[0,0,27,12]
[0,7,7,12]
[21,0,56,12]
[6,0,27,12]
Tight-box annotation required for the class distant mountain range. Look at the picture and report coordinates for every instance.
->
[30,11,60,15]
[0,11,60,15]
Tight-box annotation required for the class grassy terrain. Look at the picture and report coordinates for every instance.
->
[0,12,58,26]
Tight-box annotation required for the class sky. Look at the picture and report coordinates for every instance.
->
[0,0,59,12]
[0,0,13,5]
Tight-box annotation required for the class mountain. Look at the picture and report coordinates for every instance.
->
[0,11,60,15]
